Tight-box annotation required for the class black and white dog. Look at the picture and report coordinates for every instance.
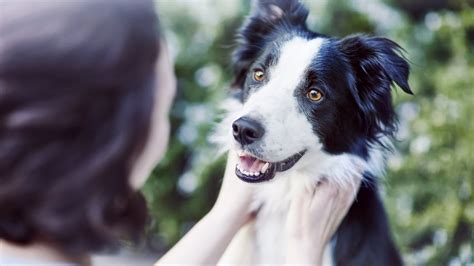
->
[215,0,411,265]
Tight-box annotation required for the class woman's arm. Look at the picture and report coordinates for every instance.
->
[155,152,255,265]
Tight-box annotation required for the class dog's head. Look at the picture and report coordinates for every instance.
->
[229,0,412,183]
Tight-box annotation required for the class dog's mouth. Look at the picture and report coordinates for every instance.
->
[235,150,306,183]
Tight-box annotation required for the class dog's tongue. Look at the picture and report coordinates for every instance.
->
[239,155,266,173]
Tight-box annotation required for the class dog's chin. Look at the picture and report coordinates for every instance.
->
[235,150,306,183]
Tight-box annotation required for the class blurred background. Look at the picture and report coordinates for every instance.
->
[138,0,473,265]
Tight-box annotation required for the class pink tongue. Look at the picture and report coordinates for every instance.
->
[239,156,266,172]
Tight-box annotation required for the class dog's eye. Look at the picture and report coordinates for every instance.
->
[253,69,265,82]
[307,89,324,102]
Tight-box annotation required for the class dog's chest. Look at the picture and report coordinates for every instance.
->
[252,172,318,264]
[252,174,334,265]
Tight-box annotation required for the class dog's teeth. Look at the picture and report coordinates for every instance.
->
[261,162,269,173]
[239,168,263,177]
[237,150,244,157]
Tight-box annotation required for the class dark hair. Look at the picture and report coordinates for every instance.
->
[0,0,159,255]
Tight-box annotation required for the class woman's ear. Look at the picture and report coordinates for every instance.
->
[231,0,309,90]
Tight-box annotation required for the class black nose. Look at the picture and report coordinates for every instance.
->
[232,117,265,145]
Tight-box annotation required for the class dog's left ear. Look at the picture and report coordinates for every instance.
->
[338,35,412,136]
[231,0,309,92]
[338,35,412,95]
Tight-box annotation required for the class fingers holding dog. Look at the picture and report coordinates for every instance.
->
[285,177,361,265]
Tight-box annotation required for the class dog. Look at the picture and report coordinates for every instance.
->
[214,0,412,265]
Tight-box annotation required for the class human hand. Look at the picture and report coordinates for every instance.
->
[285,177,362,265]
[211,151,257,227]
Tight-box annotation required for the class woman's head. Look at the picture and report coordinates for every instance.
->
[0,0,169,255]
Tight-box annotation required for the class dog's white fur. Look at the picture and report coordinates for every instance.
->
[239,37,324,162]
[213,37,388,264]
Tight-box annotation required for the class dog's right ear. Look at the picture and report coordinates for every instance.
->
[231,0,309,91]
[250,0,309,25]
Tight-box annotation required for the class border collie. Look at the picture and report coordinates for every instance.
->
[214,0,412,265]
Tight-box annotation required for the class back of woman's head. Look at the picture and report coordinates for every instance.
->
[0,0,159,255]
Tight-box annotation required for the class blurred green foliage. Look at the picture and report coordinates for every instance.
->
[142,0,473,264]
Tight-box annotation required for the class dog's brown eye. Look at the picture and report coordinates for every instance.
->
[253,69,265,82]
[307,89,324,102]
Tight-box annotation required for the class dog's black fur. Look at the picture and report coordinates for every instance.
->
[231,0,411,265]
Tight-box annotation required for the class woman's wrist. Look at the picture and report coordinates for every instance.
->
[209,202,249,229]
[156,199,250,265]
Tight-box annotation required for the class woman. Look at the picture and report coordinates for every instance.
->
[0,0,359,265]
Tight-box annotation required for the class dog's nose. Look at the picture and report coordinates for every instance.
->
[232,117,265,145]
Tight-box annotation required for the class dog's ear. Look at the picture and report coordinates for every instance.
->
[231,0,309,91]
[338,35,412,136]
[250,0,309,25]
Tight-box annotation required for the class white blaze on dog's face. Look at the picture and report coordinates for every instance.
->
[238,37,323,158]
[231,36,329,183]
